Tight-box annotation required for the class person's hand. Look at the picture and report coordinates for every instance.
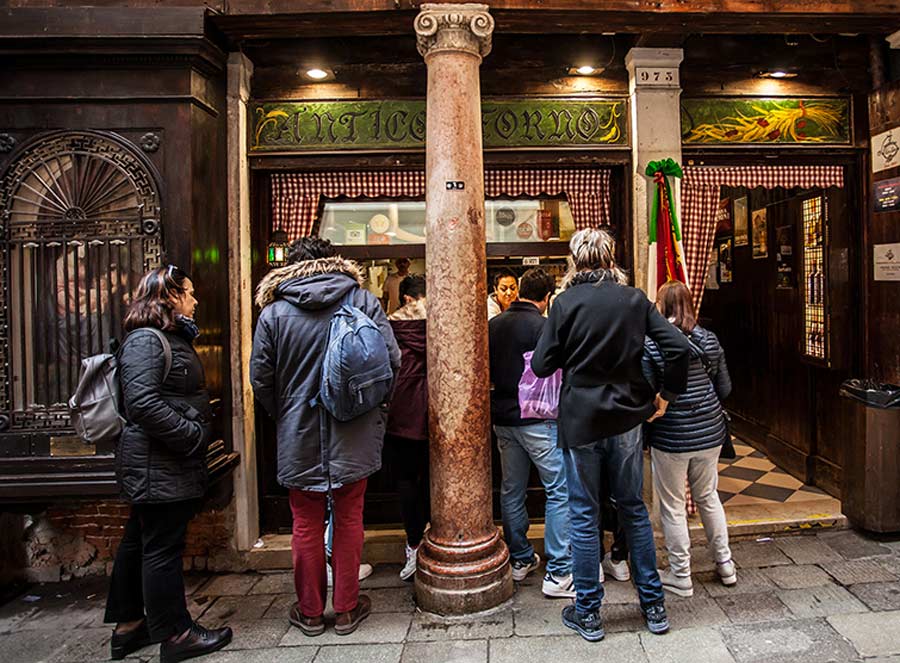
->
[647,394,669,422]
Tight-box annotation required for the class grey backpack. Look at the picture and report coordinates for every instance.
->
[68,328,172,444]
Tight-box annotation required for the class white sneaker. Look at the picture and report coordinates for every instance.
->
[602,552,630,582]
[599,563,605,584]
[327,562,374,587]
[542,572,576,598]
[511,553,541,582]
[717,559,737,586]
[658,568,693,598]
[400,545,418,581]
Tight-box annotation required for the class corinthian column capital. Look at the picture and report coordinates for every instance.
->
[414,3,494,62]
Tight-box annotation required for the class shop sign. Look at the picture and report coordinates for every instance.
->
[874,177,900,213]
[681,97,851,146]
[871,127,900,173]
[250,98,627,152]
[874,243,900,282]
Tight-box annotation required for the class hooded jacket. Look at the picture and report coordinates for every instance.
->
[642,325,732,453]
[250,257,401,491]
[387,298,428,441]
[116,323,212,503]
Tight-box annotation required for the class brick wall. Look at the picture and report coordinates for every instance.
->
[20,498,241,582]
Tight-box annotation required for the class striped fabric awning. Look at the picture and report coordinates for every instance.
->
[271,169,612,241]
[681,165,845,311]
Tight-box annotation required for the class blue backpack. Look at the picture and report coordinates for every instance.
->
[318,289,393,422]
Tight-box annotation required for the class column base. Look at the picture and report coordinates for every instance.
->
[414,526,513,615]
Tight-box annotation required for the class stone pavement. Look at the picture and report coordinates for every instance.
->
[2,529,900,663]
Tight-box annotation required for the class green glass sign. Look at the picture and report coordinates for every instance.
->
[681,97,851,145]
[250,98,627,152]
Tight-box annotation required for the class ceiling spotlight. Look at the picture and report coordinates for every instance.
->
[306,68,330,80]
[569,65,603,76]
[758,70,797,79]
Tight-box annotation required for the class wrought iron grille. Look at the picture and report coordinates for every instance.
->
[0,131,162,431]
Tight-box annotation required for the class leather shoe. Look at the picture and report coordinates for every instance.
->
[160,622,233,663]
[334,594,372,636]
[110,620,152,660]
[289,603,325,636]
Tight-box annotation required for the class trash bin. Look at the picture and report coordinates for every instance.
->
[840,379,900,533]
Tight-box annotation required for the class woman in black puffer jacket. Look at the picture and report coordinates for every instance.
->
[104,266,231,663]
[642,280,736,599]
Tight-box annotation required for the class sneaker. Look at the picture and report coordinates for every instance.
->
[602,552,630,582]
[717,559,737,586]
[327,562,374,587]
[400,545,418,581]
[561,604,605,642]
[598,563,605,584]
[643,602,670,635]
[542,572,576,598]
[658,567,693,598]
[511,553,541,582]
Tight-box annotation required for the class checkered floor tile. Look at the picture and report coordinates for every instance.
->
[717,441,829,506]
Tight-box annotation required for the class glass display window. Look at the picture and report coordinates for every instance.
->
[319,197,576,246]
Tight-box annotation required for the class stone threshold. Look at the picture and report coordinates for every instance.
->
[245,499,846,570]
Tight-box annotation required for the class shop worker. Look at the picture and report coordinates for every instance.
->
[382,256,411,315]
[643,280,737,597]
[386,274,430,581]
[251,237,401,638]
[105,266,233,663]
[487,267,519,319]
[531,228,690,642]
[489,268,574,598]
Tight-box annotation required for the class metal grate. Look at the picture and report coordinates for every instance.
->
[801,195,828,363]
[0,131,162,431]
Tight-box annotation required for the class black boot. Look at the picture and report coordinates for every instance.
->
[110,620,153,660]
[159,622,233,663]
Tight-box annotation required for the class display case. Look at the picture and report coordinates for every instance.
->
[800,193,830,365]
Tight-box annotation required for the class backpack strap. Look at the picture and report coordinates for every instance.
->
[127,327,173,382]
[686,333,713,377]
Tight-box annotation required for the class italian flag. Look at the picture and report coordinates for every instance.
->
[646,158,689,301]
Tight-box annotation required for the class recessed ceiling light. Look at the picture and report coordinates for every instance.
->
[576,65,596,75]
[758,70,797,79]
[569,65,603,76]
[306,68,330,80]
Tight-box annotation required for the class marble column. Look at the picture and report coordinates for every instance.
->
[625,48,685,295]
[413,3,513,615]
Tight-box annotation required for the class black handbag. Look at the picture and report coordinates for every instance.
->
[686,334,736,460]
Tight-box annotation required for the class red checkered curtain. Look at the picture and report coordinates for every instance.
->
[271,169,611,240]
[681,165,844,312]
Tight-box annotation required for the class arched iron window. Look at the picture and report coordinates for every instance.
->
[0,130,163,433]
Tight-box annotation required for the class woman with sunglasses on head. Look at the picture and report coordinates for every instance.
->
[104,265,232,663]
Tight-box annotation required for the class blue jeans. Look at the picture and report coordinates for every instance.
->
[562,425,664,614]
[495,421,572,577]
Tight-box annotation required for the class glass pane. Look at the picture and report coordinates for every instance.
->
[319,197,575,245]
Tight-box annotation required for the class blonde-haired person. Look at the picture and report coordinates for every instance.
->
[531,228,690,642]
[642,280,736,597]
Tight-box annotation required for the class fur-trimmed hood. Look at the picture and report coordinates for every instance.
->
[255,257,364,309]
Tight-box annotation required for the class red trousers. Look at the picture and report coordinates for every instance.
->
[289,478,367,617]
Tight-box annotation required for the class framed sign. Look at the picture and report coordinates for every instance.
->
[715,197,733,236]
[874,177,900,213]
[718,238,733,283]
[872,127,900,174]
[751,207,768,259]
[733,195,749,246]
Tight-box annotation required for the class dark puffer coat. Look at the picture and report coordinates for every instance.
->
[116,325,212,503]
[642,325,732,453]
[250,257,401,491]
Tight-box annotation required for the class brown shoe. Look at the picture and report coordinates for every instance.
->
[289,604,325,637]
[334,595,372,636]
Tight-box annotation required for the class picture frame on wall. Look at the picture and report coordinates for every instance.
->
[733,195,749,246]
[751,207,768,259]
[718,237,733,283]
[716,197,733,236]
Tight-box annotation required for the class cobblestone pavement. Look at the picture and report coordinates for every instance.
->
[2,530,900,663]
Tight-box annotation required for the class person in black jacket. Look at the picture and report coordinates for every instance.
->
[531,228,690,642]
[489,268,573,599]
[251,238,400,638]
[104,266,232,663]
[643,280,736,597]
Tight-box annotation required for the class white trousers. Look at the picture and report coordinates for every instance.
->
[651,446,732,576]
